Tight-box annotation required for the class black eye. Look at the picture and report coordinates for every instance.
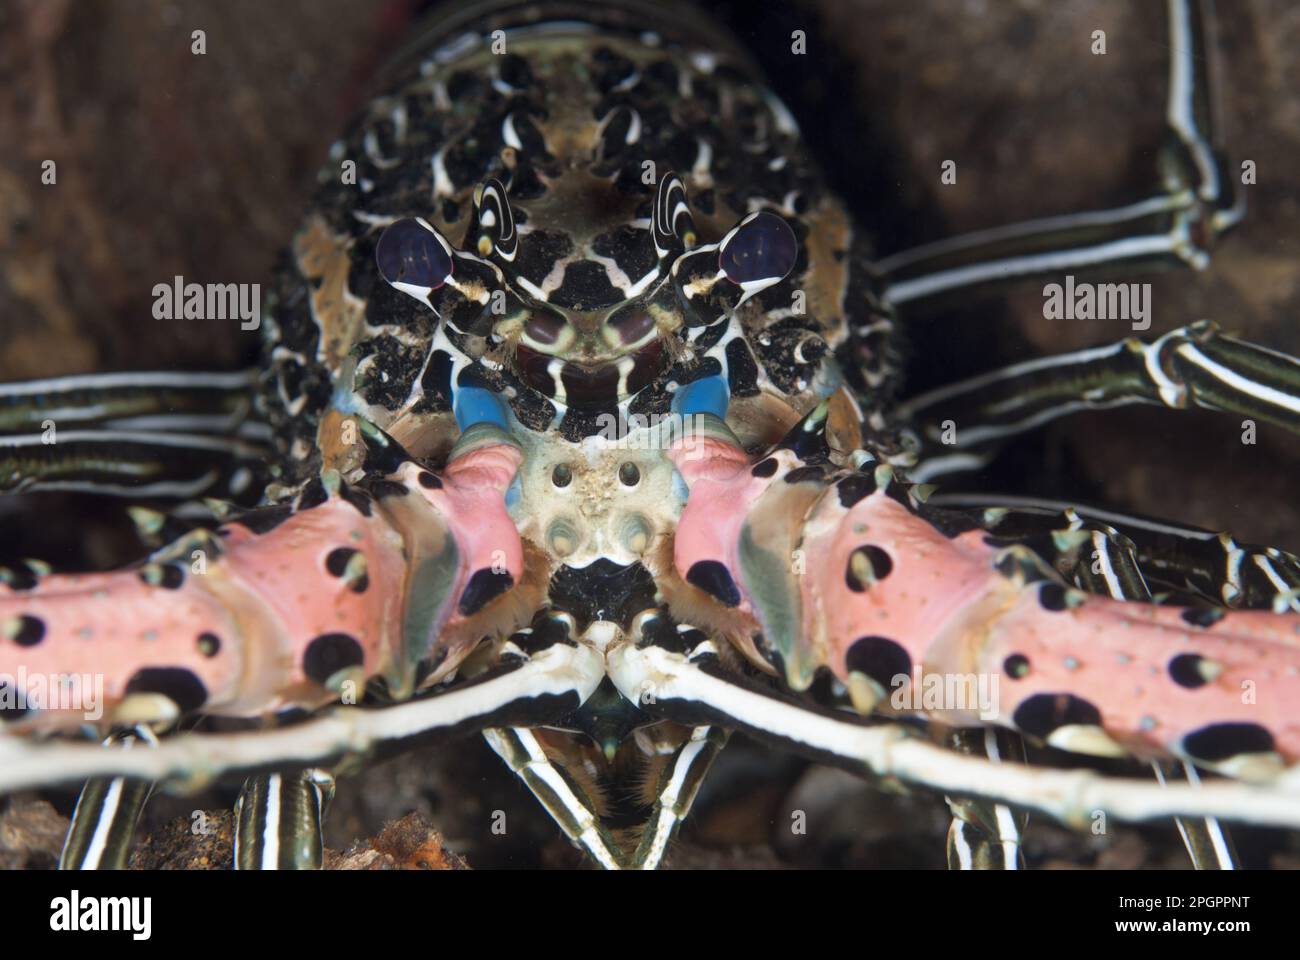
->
[524,311,568,347]
[718,211,798,287]
[375,218,453,291]
[607,307,656,347]
[618,462,640,486]
[552,463,572,487]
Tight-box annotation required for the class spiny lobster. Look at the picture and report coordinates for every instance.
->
[1,0,1299,870]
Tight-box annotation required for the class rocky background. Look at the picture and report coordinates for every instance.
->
[2,0,1299,868]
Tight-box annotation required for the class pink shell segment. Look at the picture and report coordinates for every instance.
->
[408,442,524,588]
[798,488,1300,764]
[0,435,528,733]
[0,494,408,730]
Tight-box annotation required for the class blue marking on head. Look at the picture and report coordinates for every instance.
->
[452,384,511,432]
[504,471,523,511]
[671,373,729,420]
[670,465,690,503]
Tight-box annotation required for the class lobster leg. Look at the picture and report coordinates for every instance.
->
[629,724,729,870]
[876,0,1238,308]
[1152,760,1240,870]
[482,726,624,870]
[58,726,157,870]
[897,322,1300,479]
[0,369,259,434]
[233,769,335,870]
[943,728,1027,870]
[931,493,1300,610]
[0,429,268,499]
[0,370,269,500]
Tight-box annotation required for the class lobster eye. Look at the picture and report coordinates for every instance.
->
[718,211,798,288]
[605,306,656,348]
[375,218,453,292]
[523,311,570,348]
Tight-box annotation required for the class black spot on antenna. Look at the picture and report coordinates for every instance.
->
[325,547,359,578]
[1037,583,1069,612]
[139,564,186,590]
[845,636,911,689]
[125,667,209,714]
[10,614,45,647]
[845,545,893,592]
[685,560,741,607]
[1182,722,1275,762]
[1012,692,1102,738]
[1168,653,1215,689]
[3,566,38,591]
[1003,653,1030,679]
[159,564,185,589]
[302,633,366,686]
[458,569,515,616]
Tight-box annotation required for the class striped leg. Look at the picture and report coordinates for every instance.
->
[630,725,728,870]
[233,769,335,870]
[944,728,1027,870]
[899,322,1300,480]
[482,726,624,870]
[876,0,1238,307]
[0,370,259,433]
[0,369,268,500]
[1,429,268,500]
[59,726,158,870]
[931,494,1300,611]
[1151,761,1239,869]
